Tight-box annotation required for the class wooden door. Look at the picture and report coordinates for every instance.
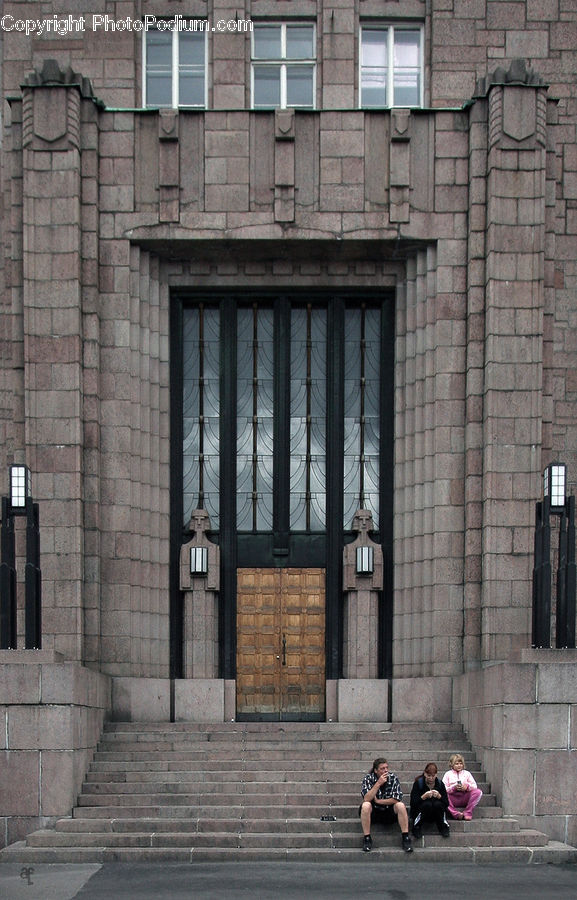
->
[236,568,325,720]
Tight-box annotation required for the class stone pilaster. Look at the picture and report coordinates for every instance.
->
[342,510,383,678]
[479,61,548,661]
[179,510,220,678]
[20,62,92,660]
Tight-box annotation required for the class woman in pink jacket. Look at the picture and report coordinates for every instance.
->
[442,754,483,820]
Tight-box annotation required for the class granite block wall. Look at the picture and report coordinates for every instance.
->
[0,652,110,849]
[0,0,574,681]
[453,651,577,846]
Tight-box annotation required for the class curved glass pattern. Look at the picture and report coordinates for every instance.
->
[182,298,382,535]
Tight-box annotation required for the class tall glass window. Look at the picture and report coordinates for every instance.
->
[182,306,220,525]
[290,306,327,530]
[343,305,381,528]
[236,306,275,531]
[360,25,422,108]
[252,23,316,109]
[182,299,383,535]
[145,24,207,108]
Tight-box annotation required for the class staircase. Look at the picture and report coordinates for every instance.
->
[2,721,576,863]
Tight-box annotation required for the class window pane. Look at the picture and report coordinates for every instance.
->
[362,30,387,67]
[393,31,420,106]
[394,30,420,68]
[179,70,205,106]
[286,25,315,59]
[286,65,314,107]
[253,25,282,59]
[361,30,388,107]
[361,78,387,108]
[147,74,172,106]
[147,30,172,66]
[146,30,173,107]
[180,32,205,65]
[253,66,281,107]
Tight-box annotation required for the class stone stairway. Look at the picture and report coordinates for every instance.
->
[1,721,576,863]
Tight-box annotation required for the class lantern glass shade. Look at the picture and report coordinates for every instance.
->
[544,463,566,512]
[10,465,31,508]
[190,546,208,575]
[356,545,374,575]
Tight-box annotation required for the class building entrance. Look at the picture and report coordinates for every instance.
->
[236,567,325,720]
[170,290,394,686]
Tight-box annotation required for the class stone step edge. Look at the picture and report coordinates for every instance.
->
[2,842,576,865]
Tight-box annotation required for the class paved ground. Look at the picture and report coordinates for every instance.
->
[1,862,576,900]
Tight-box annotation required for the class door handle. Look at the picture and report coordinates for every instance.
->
[282,634,287,666]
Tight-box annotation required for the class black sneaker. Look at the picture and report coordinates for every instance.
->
[438,819,451,838]
[412,823,422,839]
[402,833,413,853]
[362,835,372,852]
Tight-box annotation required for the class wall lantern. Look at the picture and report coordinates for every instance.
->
[356,546,374,575]
[2,465,41,649]
[9,464,31,512]
[190,546,208,576]
[543,462,567,513]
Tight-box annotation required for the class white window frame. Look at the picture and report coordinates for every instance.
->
[143,22,208,109]
[359,24,424,109]
[251,22,316,110]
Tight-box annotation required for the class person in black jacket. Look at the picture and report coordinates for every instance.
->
[410,762,450,839]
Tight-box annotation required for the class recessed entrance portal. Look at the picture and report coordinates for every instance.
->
[236,567,325,720]
[170,289,394,691]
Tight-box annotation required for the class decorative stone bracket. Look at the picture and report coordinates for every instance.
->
[342,509,383,679]
[179,509,219,678]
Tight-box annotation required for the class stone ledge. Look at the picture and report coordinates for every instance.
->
[0,650,65,664]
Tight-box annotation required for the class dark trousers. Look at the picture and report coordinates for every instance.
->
[412,799,446,827]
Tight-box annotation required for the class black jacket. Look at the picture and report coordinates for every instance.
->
[410,775,449,817]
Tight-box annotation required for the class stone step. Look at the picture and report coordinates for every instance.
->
[2,842,576,865]
[70,803,504,821]
[102,722,463,734]
[85,765,483,781]
[92,747,473,762]
[88,758,484,773]
[75,793,498,813]
[96,739,470,752]
[78,785,493,803]
[1,719,570,866]
[23,828,549,850]
[81,773,492,788]
[54,815,522,835]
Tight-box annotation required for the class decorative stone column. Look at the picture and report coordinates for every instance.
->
[336,510,387,721]
[475,60,548,662]
[343,509,383,677]
[179,509,220,678]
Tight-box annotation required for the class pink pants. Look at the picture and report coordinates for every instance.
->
[448,787,482,819]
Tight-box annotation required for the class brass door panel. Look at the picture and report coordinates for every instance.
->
[236,567,325,720]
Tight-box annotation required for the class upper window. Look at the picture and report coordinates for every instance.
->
[360,25,422,108]
[144,23,207,108]
[252,23,316,109]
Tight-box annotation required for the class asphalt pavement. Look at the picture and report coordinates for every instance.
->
[0,862,576,900]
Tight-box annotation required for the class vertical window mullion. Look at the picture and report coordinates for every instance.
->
[359,304,366,509]
[388,28,394,108]
[252,304,259,532]
[305,305,312,531]
[198,305,205,508]
[173,29,179,107]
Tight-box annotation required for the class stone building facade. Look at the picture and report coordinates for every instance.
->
[0,0,576,849]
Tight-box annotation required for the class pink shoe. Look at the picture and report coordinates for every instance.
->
[463,814,472,821]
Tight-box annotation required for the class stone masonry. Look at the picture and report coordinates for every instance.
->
[0,0,576,850]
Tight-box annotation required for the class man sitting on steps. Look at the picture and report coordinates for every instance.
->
[359,757,413,853]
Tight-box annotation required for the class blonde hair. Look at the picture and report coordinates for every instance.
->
[449,754,465,768]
